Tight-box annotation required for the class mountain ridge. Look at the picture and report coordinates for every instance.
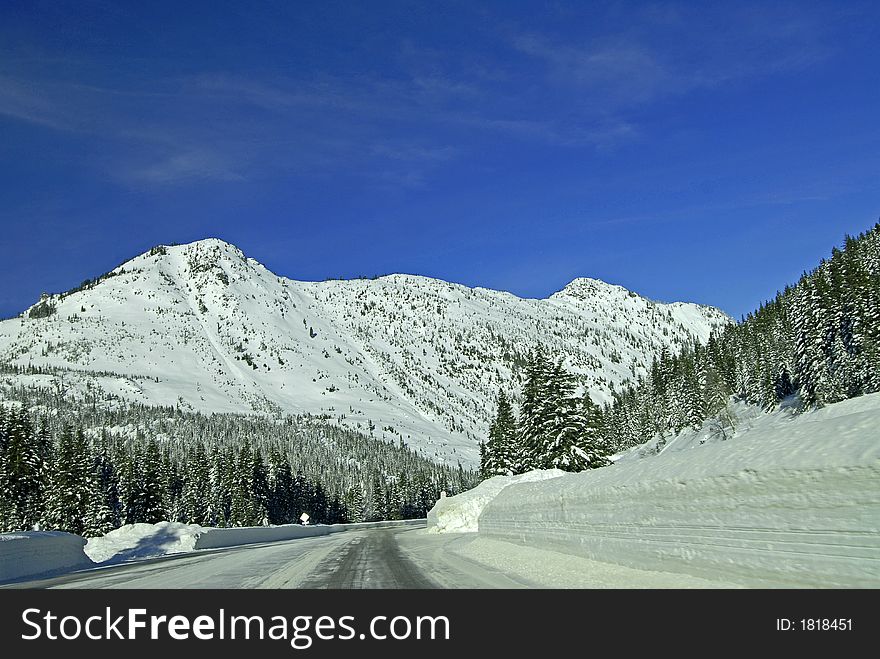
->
[0,238,732,466]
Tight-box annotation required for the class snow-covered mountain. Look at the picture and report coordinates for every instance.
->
[0,239,730,465]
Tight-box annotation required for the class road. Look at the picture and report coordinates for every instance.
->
[4,526,742,589]
[2,527,533,589]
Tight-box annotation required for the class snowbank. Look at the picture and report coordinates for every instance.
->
[85,518,426,563]
[427,470,565,533]
[85,522,205,564]
[328,519,426,534]
[0,531,94,583]
[194,518,424,548]
[193,523,329,549]
[2,519,426,583]
[477,393,880,588]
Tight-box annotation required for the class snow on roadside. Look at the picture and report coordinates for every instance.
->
[427,469,565,533]
[426,393,880,587]
[613,391,880,465]
[85,519,427,565]
[85,522,205,564]
[452,536,744,589]
[476,392,880,588]
[0,531,94,583]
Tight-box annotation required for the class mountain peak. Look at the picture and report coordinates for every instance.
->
[552,277,630,301]
[1,240,730,466]
[169,238,247,264]
[177,237,240,252]
[98,238,249,278]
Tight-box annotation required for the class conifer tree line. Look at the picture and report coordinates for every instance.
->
[0,397,476,535]
[480,348,610,478]
[598,223,880,451]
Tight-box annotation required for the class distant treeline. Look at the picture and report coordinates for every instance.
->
[0,398,476,535]
[599,222,879,451]
[481,222,880,476]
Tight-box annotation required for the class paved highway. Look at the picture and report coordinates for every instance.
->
[5,526,738,589]
[4,527,530,589]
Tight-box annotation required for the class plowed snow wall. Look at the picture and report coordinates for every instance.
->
[0,532,94,583]
[194,519,424,550]
[479,412,880,588]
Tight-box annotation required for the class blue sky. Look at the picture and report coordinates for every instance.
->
[1,1,878,319]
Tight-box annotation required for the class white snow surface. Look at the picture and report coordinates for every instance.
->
[85,522,205,564]
[431,393,880,587]
[0,238,729,466]
[0,531,94,582]
[427,469,565,533]
[611,393,873,463]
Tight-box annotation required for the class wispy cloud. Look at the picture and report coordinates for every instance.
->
[513,35,671,107]
[121,149,245,185]
[0,3,842,189]
[0,70,471,187]
[510,3,832,113]
[0,75,80,130]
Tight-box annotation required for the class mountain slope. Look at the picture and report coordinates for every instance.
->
[0,239,730,465]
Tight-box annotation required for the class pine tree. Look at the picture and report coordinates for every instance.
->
[0,406,11,531]
[575,395,612,469]
[343,484,366,523]
[536,358,584,470]
[122,438,166,524]
[0,408,45,530]
[517,348,553,473]
[43,426,96,535]
[251,449,269,525]
[183,441,211,525]
[483,391,517,477]
[209,445,236,527]
[483,351,614,477]
[93,433,121,529]
[160,448,184,523]
[230,441,256,526]
[267,448,294,524]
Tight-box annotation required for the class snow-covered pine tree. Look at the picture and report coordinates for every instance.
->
[43,426,96,535]
[0,407,46,530]
[535,358,588,471]
[210,445,236,527]
[267,447,294,524]
[93,432,121,529]
[139,438,166,524]
[309,481,330,523]
[230,441,256,527]
[291,471,310,522]
[483,391,517,477]
[251,448,269,526]
[183,441,211,525]
[517,348,553,473]
[344,484,366,523]
[160,447,185,523]
[0,406,11,531]
[84,464,117,537]
[575,394,612,470]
